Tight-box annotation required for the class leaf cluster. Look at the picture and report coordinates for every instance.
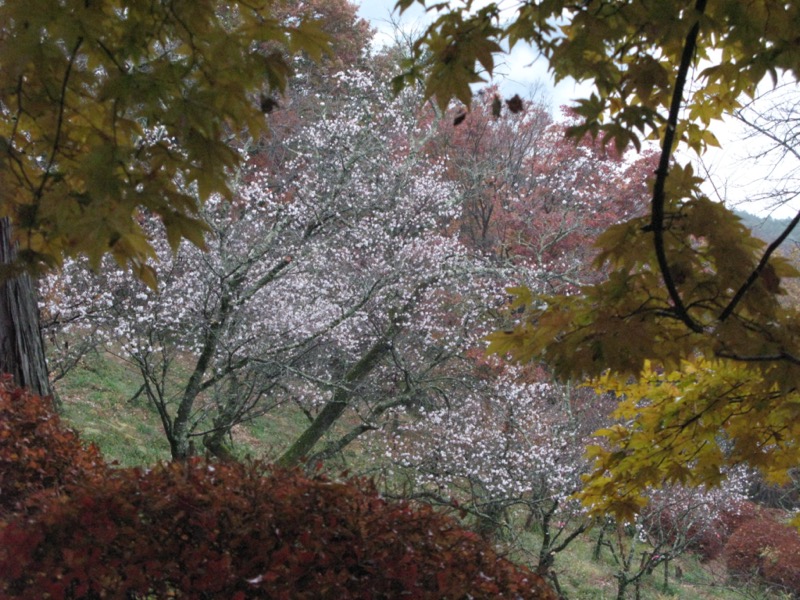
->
[393,1,503,111]
[0,0,329,283]
[724,515,800,594]
[489,193,800,377]
[398,0,800,153]
[0,373,105,517]
[579,358,800,522]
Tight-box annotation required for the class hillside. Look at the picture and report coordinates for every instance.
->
[52,352,788,600]
[734,208,800,246]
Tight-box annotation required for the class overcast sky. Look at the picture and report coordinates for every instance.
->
[355,0,591,112]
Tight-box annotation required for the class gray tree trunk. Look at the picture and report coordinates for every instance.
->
[0,218,51,397]
[277,337,392,468]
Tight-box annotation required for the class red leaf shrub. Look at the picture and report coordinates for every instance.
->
[723,516,800,594]
[2,458,557,598]
[682,518,727,562]
[716,499,761,535]
[0,375,105,516]
[690,498,759,562]
[643,495,755,563]
[0,378,557,598]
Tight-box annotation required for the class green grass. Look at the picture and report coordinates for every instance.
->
[53,353,787,600]
[498,521,749,600]
[55,351,171,467]
[227,403,315,463]
[55,351,318,467]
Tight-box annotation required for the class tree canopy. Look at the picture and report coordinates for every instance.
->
[397,0,800,522]
[0,0,328,284]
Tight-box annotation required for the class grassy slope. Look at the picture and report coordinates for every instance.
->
[54,352,783,600]
[54,351,315,467]
[55,352,171,466]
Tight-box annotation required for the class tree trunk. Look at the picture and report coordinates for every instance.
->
[203,431,236,461]
[0,218,51,397]
[615,577,629,600]
[276,290,425,469]
[277,337,392,468]
[594,520,610,561]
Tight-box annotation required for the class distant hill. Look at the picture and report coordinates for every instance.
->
[733,208,800,246]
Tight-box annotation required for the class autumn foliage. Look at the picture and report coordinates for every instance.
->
[653,492,800,594]
[0,380,556,599]
[0,375,105,516]
[723,513,800,595]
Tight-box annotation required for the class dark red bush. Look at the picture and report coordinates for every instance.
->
[0,375,106,516]
[1,461,557,599]
[644,496,755,563]
[690,498,760,562]
[723,516,800,594]
[717,499,761,535]
[684,518,727,562]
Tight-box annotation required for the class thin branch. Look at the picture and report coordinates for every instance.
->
[306,423,378,465]
[36,37,84,204]
[719,209,800,321]
[735,105,800,165]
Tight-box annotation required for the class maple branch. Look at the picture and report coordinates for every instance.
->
[719,210,800,322]
[718,106,800,322]
[650,0,707,334]
[715,349,800,366]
